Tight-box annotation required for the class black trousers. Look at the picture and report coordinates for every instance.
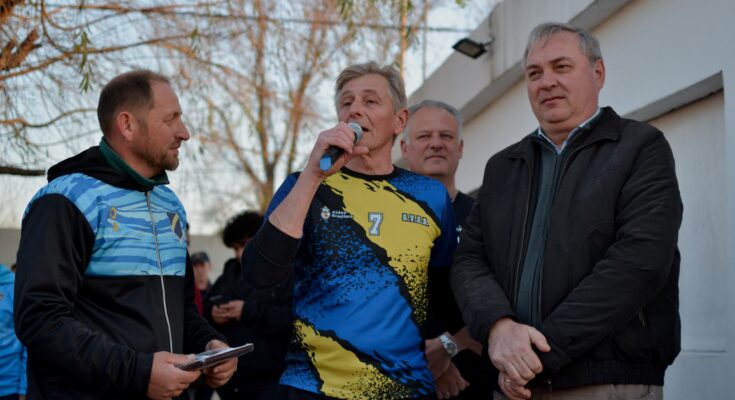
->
[448,349,496,399]
[277,385,438,400]
[217,377,281,400]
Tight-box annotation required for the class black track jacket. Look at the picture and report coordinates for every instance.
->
[14,147,224,399]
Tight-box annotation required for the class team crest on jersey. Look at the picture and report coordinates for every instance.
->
[167,212,184,240]
[109,207,120,232]
[321,206,331,220]
[321,206,353,220]
[401,212,429,227]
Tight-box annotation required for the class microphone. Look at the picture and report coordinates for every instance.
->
[319,122,363,172]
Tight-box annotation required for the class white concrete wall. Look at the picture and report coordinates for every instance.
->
[648,92,728,398]
[0,228,20,268]
[405,0,735,397]
[189,233,232,280]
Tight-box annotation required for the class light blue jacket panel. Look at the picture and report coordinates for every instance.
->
[0,264,27,396]
[25,173,188,278]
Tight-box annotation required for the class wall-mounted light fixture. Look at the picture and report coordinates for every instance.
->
[452,37,494,59]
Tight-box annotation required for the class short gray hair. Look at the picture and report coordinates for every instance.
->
[334,61,407,112]
[522,22,602,69]
[403,100,463,141]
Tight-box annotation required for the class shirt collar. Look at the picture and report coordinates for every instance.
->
[537,108,602,154]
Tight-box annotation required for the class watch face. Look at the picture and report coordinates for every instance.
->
[440,335,458,356]
[446,341,458,356]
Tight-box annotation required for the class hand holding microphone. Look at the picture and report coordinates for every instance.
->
[319,122,363,172]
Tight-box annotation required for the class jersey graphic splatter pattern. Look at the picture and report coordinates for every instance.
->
[267,167,456,399]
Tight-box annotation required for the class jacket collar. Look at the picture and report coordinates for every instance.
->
[99,138,169,187]
[508,106,620,160]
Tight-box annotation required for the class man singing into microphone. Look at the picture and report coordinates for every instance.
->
[242,62,463,400]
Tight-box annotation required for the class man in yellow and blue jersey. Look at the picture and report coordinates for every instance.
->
[243,62,463,400]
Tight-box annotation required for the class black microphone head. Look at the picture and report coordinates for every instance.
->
[348,122,363,143]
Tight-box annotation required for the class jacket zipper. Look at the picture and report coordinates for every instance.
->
[535,144,574,393]
[513,159,533,306]
[146,191,174,353]
[535,141,593,320]
[535,150,564,326]
[533,126,605,392]
[638,310,647,328]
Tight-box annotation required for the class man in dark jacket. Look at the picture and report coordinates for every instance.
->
[401,99,493,400]
[206,211,292,400]
[451,23,682,400]
[14,70,236,400]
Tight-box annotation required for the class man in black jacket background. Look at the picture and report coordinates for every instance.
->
[451,23,682,400]
[206,211,292,400]
[401,99,492,399]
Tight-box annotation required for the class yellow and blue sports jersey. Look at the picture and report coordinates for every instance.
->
[265,167,457,400]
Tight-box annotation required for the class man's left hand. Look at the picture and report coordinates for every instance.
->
[424,337,452,378]
[498,371,531,400]
[202,340,237,388]
[435,363,469,399]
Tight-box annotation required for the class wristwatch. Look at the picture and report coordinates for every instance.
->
[438,334,458,358]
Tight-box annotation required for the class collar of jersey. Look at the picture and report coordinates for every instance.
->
[338,165,400,181]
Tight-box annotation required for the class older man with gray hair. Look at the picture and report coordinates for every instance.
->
[451,22,682,400]
[401,99,494,400]
[242,62,463,400]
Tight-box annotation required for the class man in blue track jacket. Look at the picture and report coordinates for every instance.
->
[0,263,26,400]
[14,70,236,400]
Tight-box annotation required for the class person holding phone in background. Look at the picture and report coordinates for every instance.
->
[206,211,292,400]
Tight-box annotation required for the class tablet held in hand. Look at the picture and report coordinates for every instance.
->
[177,343,254,371]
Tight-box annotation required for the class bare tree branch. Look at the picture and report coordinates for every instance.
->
[0,165,45,176]
[0,107,94,129]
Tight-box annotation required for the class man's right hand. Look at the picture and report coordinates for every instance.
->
[487,317,550,387]
[147,351,201,400]
[303,122,369,177]
[269,122,368,239]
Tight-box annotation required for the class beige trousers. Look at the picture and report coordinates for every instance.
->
[493,384,663,400]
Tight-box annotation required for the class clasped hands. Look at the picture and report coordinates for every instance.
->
[488,317,550,400]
